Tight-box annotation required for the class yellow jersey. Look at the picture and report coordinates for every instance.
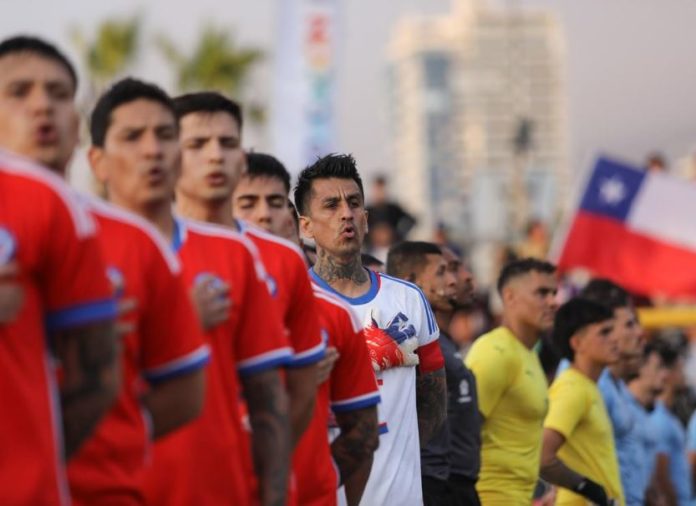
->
[544,367,624,506]
[465,326,549,505]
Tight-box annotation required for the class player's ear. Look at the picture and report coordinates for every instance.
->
[88,146,108,184]
[501,284,515,305]
[299,214,314,240]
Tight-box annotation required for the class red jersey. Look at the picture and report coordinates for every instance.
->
[144,218,292,506]
[238,220,324,366]
[0,150,116,505]
[67,197,210,506]
[292,285,381,506]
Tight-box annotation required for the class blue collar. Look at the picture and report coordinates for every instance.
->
[309,267,379,305]
[171,217,185,253]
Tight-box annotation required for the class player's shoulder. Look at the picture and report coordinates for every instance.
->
[312,284,362,333]
[467,327,518,361]
[181,218,267,278]
[238,220,307,265]
[0,149,95,237]
[181,217,249,249]
[377,272,429,303]
[85,196,181,273]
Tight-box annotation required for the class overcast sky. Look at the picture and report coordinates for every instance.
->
[3,0,696,183]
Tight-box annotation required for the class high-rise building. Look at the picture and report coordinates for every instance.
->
[387,0,568,252]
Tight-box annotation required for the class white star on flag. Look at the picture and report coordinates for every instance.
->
[599,177,626,205]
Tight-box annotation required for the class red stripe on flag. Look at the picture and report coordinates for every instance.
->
[558,212,696,298]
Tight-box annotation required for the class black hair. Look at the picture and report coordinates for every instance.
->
[361,253,384,270]
[173,91,242,130]
[648,338,681,369]
[0,35,78,90]
[90,78,175,147]
[293,153,364,215]
[386,241,442,281]
[497,257,556,294]
[552,298,614,362]
[245,152,291,194]
[581,278,631,311]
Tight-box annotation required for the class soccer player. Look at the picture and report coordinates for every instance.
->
[235,151,382,505]
[0,35,120,504]
[387,242,482,506]
[649,340,692,505]
[172,93,324,449]
[577,280,645,505]
[541,298,623,505]
[87,78,293,506]
[626,341,670,502]
[464,258,557,505]
[295,154,447,506]
[0,36,211,505]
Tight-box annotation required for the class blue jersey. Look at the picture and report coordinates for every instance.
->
[597,370,640,505]
[651,401,691,505]
[624,394,661,505]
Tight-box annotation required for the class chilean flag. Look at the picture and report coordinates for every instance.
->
[557,156,696,298]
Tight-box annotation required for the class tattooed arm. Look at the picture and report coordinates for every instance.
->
[416,367,447,447]
[54,319,120,459]
[241,368,291,506]
[286,365,319,446]
[332,406,379,506]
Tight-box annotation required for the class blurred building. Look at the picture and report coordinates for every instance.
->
[386,0,568,263]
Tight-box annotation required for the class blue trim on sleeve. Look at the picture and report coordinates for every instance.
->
[237,353,293,377]
[145,352,210,385]
[286,346,326,369]
[309,268,379,305]
[331,394,381,413]
[45,298,117,331]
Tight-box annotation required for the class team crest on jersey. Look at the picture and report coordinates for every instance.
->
[372,312,416,344]
[194,272,227,297]
[106,266,125,297]
[0,227,16,265]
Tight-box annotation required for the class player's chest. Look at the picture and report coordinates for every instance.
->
[508,360,549,420]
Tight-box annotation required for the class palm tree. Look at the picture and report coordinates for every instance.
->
[156,26,265,122]
[71,16,141,95]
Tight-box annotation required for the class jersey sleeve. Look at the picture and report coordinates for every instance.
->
[329,314,380,413]
[285,255,325,368]
[235,243,293,376]
[544,373,587,440]
[42,191,116,331]
[140,242,209,385]
[410,285,443,374]
[465,336,517,418]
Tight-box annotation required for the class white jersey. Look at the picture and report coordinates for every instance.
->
[310,268,439,506]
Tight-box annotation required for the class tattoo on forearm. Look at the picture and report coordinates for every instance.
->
[540,457,584,489]
[416,368,447,447]
[331,406,379,485]
[55,321,119,459]
[242,369,290,506]
[314,250,368,284]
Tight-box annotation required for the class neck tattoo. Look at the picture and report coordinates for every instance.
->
[314,251,368,285]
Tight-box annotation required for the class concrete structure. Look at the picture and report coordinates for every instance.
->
[387,0,568,254]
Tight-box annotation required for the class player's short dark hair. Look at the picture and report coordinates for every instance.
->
[245,152,291,194]
[361,253,384,270]
[386,241,442,282]
[0,35,78,91]
[173,91,243,130]
[581,278,632,310]
[293,153,364,215]
[552,298,614,362]
[90,78,175,147]
[497,257,556,294]
[649,338,681,369]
